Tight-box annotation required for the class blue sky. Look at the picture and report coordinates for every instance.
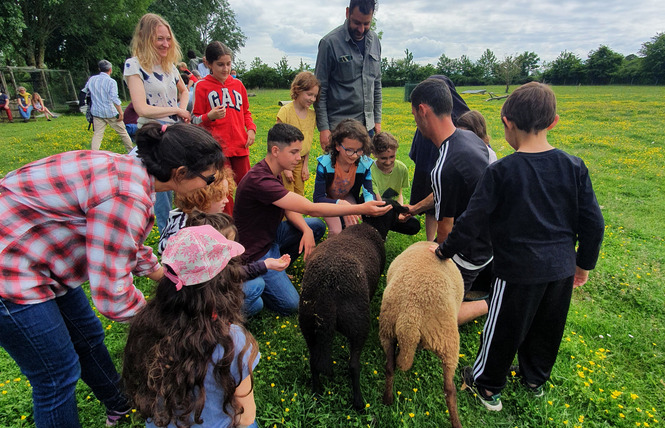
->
[228,0,663,70]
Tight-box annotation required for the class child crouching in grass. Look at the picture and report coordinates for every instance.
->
[158,166,235,255]
[186,211,290,317]
[433,82,604,411]
[370,131,420,235]
[123,225,260,427]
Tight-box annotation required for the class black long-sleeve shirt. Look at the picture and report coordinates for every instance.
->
[439,149,604,284]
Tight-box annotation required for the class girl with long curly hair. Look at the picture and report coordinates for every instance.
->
[122,225,259,427]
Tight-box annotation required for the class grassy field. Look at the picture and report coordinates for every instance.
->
[0,85,664,427]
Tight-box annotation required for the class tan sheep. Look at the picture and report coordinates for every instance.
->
[379,241,464,428]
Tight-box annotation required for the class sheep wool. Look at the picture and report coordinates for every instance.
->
[299,222,386,410]
[379,241,464,428]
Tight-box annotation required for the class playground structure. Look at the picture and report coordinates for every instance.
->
[0,66,79,117]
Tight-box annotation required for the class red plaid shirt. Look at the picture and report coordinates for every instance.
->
[0,151,160,321]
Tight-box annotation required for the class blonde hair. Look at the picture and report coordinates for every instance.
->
[290,71,320,100]
[130,13,182,73]
[32,92,43,102]
[174,167,236,214]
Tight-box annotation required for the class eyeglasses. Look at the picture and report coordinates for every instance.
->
[340,143,364,157]
[194,171,216,186]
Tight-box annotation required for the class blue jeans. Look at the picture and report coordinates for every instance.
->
[243,277,265,317]
[19,105,33,120]
[0,287,128,428]
[256,218,326,315]
[154,191,174,236]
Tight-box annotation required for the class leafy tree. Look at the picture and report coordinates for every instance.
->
[296,59,313,72]
[275,56,295,89]
[615,54,644,84]
[0,1,25,66]
[242,57,280,88]
[457,55,481,85]
[586,45,623,84]
[45,0,151,85]
[543,50,585,85]
[495,55,521,92]
[477,49,497,82]
[234,59,247,76]
[149,0,246,55]
[436,54,462,81]
[640,32,665,84]
[516,51,540,81]
[11,0,70,68]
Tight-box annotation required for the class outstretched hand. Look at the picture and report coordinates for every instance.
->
[361,200,393,217]
[265,254,291,272]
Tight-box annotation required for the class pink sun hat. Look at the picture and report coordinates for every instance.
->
[161,225,245,290]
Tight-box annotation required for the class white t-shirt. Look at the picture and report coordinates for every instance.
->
[123,57,181,127]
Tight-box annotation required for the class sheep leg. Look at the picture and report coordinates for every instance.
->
[381,337,397,405]
[300,314,334,395]
[442,361,462,428]
[434,344,462,428]
[348,334,367,411]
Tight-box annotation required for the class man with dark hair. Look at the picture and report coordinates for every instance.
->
[83,60,134,152]
[0,87,13,122]
[407,77,492,301]
[315,0,381,150]
[233,123,390,315]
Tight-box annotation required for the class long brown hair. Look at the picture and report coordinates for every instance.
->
[122,259,257,426]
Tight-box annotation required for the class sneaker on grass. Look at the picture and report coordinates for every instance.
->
[461,366,503,411]
[509,364,545,397]
[106,407,131,427]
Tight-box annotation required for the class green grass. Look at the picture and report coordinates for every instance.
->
[1,85,664,427]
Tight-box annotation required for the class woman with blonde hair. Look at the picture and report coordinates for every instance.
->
[124,13,192,236]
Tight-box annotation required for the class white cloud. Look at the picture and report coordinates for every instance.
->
[228,0,664,69]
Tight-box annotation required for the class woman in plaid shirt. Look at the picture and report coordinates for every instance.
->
[0,122,224,427]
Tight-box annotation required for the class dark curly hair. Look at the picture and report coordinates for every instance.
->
[122,259,257,427]
[136,122,225,183]
[326,119,372,166]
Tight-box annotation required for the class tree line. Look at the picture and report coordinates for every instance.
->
[1,0,663,90]
[0,0,246,86]
[239,33,665,91]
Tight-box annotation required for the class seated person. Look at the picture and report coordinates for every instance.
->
[0,87,13,122]
[313,119,376,236]
[16,86,33,122]
[233,123,391,315]
[31,92,55,121]
[370,131,420,236]
[186,211,290,317]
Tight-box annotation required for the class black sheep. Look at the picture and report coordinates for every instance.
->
[298,202,407,410]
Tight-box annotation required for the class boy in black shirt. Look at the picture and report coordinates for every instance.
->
[434,82,604,411]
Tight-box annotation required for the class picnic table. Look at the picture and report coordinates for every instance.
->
[461,89,487,94]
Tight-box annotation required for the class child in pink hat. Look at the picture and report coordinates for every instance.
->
[123,225,260,427]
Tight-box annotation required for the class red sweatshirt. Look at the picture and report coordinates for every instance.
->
[192,75,256,157]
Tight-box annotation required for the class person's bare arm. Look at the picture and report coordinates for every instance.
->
[233,376,256,427]
[273,192,391,218]
[435,217,454,243]
[405,193,434,215]
[126,74,190,121]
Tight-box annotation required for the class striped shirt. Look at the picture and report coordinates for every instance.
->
[430,128,493,267]
[0,151,160,321]
[84,72,122,119]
